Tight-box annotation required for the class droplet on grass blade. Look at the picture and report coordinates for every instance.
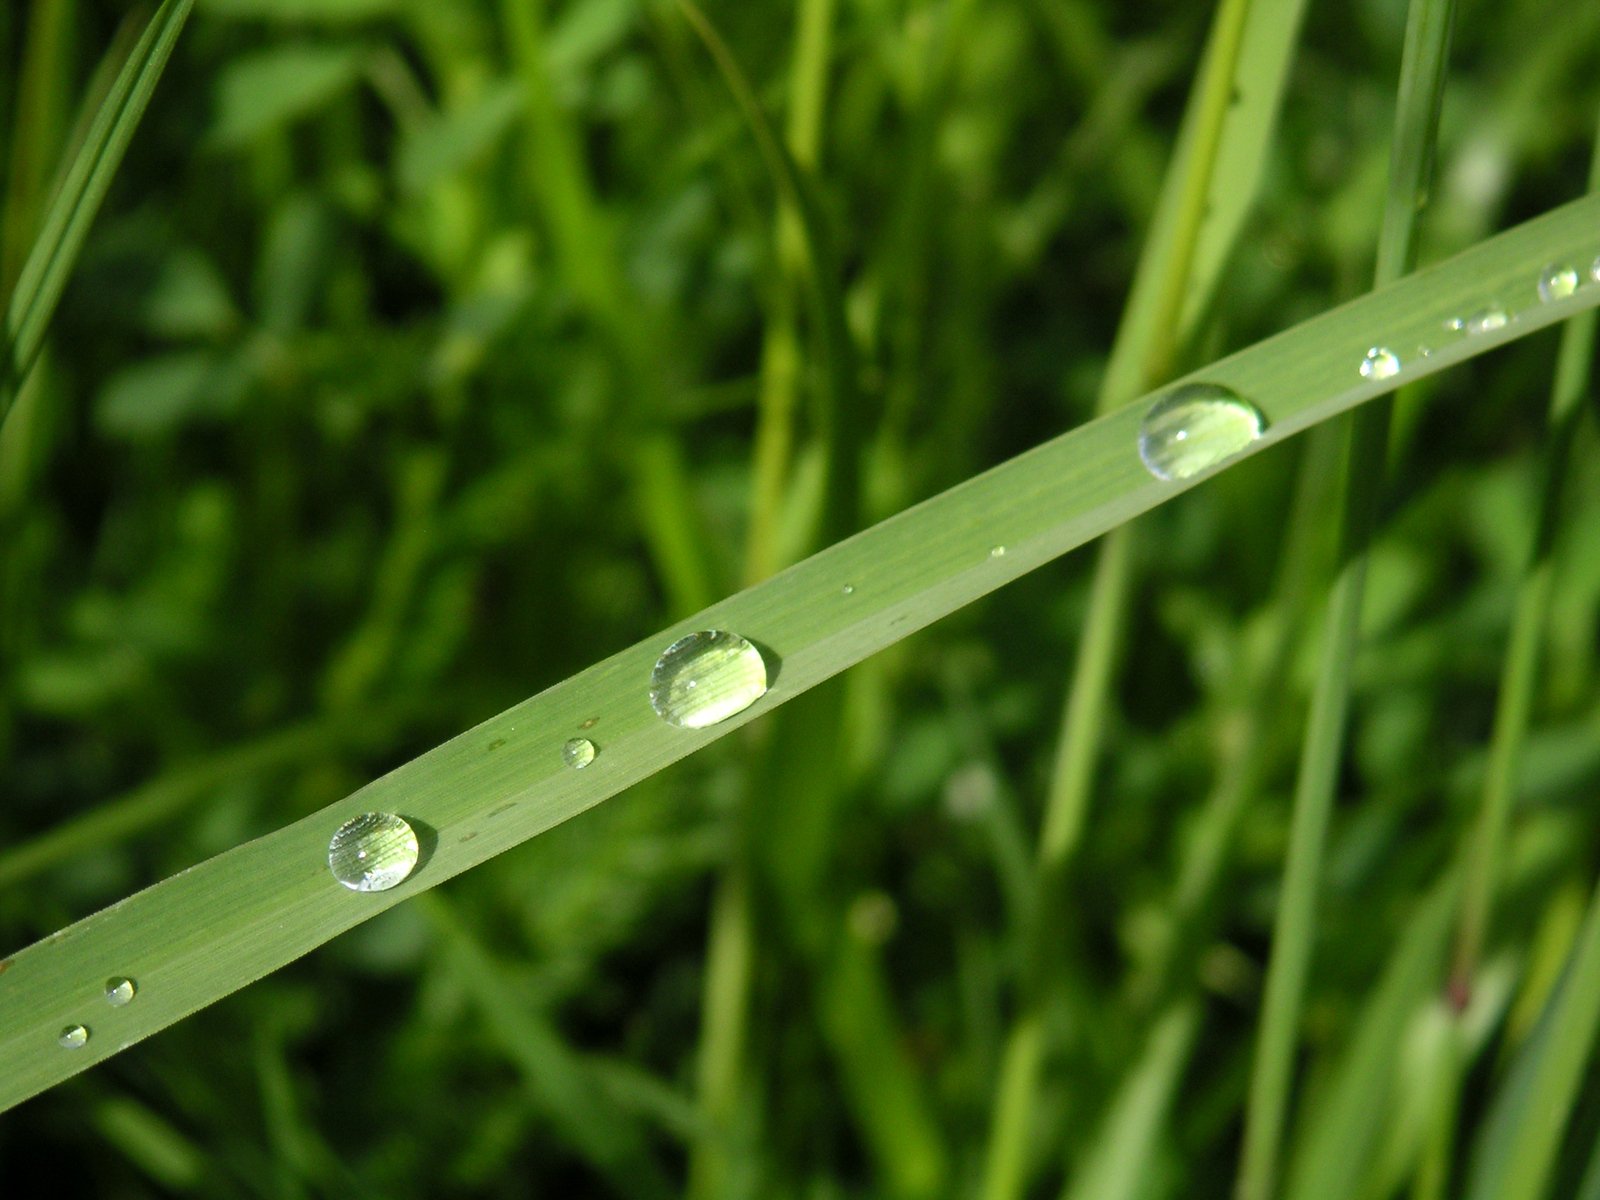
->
[105,978,136,1007]
[562,737,597,769]
[1359,347,1401,380]
[1464,305,1509,334]
[649,631,768,729]
[1137,383,1266,481]
[59,1025,89,1049]
[328,813,420,892]
[1537,263,1580,302]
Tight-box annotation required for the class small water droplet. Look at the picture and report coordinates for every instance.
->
[105,978,136,1007]
[59,1024,89,1049]
[1137,383,1266,481]
[562,737,597,769]
[650,631,769,729]
[989,545,1006,559]
[1591,253,1600,284]
[1538,263,1580,303]
[841,584,855,595]
[1445,316,1465,332]
[1359,347,1401,380]
[328,813,420,892]
[1464,306,1509,335]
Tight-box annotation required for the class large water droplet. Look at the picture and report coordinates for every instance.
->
[1538,263,1580,303]
[59,1024,89,1049]
[650,631,768,729]
[1137,383,1266,481]
[562,737,596,769]
[328,813,420,892]
[1359,347,1401,380]
[1465,306,1509,335]
[105,978,136,1007]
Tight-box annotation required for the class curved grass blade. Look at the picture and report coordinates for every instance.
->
[0,0,196,428]
[3,191,1600,1111]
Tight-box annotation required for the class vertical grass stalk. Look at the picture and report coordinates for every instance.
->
[1234,4,1456,1198]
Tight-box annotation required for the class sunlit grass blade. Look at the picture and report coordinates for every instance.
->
[0,0,195,427]
[3,190,1600,1111]
[1236,3,1455,1197]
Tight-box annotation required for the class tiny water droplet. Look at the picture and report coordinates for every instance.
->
[1465,306,1509,335]
[1359,347,1401,380]
[562,737,597,769]
[650,631,769,729]
[328,813,420,892]
[989,545,1006,559]
[1137,383,1266,481]
[841,584,855,595]
[58,1024,89,1049]
[105,978,136,1007]
[1538,263,1580,303]
[1591,253,1600,284]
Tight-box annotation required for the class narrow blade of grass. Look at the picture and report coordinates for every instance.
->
[1235,4,1456,1197]
[1,0,195,426]
[2,192,1600,1111]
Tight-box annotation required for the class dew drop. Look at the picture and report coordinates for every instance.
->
[989,545,1006,559]
[562,737,597,769]
[1137,383,1266,481]
[1591,253,1600,284]
[105,977,136,1007]
[1359,347,1401,380]
[58,1024,89,1049]
[841,584,855,595]
[1538,263,1580,303]
[327,812,420,892]
[1464,306,1509,335]
[650,631,769,729]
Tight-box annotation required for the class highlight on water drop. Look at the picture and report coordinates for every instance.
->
[58,1024,89,1049]
[650,630,769,729]
[1137,382,1266,482]
[1464,306,1509,335]
[1359,347,1400,380]
[1537,263,1580,303]
[105,977,137,1007]
[562,737,597,769]
[327,812,421,892]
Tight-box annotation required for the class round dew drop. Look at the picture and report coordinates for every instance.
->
[105,977,136,1007]
[1137,383,1266,481]
[562,737,597,769]
[989,545,1006,559]
[58,1025,89,1050]
[650,631,768,729]
[327,812,420,892]
[1359,347,1401,381]
[1538,263,1580,303]
[1465,306,1509,335]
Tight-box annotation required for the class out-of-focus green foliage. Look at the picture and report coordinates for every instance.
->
[3,0,1600,1196]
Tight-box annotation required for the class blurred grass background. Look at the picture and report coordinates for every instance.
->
[5,0,1600,1195]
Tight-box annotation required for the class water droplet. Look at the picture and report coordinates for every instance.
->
[327,813,420,892]
[562,737,596,769]
[841,584,855,595]
[650,631,768,729]
[58,1025,89,1049]
[105,978,136,1007]
[1464,306,1509,335]
[989,545,1006,559]
[1538,263,1580,302]
[1445,316,1465,332]
[1591,253,1600,284]
[1359,347,1401,380]
[1137,383,1266,481]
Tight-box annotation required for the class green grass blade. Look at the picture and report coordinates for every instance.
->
[3,191,1600,1111]
[1463,873,1600,1200]
[1236,4,1456,1197]
[1450,107,1600,998]
[1,0,195,427]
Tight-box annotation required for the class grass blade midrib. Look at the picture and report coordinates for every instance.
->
[3,190,1600,1111]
